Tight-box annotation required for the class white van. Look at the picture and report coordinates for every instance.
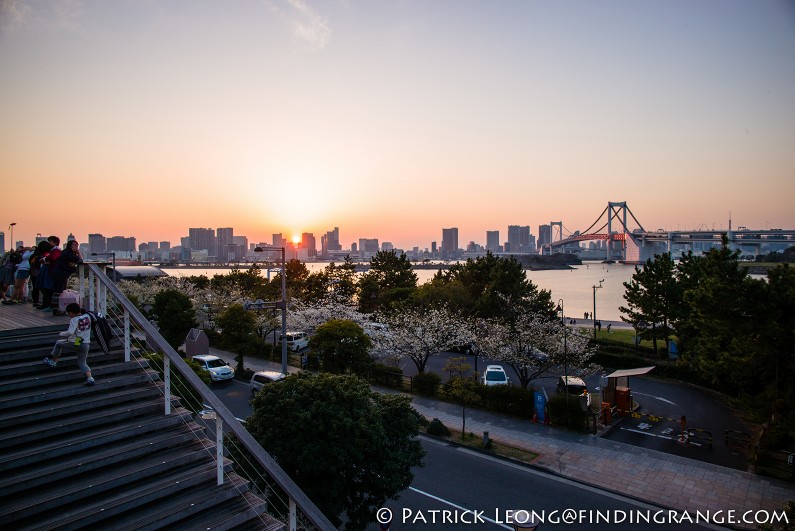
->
[250,370,287,396]
[279,331,309,352]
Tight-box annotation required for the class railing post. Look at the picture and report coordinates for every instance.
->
[124,309,131,362]
[164,357,172,415]
[217,417,224,486]
[88,269,96,312]
[78,265,86,303]
[289,498,297,531]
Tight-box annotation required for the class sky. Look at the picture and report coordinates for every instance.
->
[1,0,794,250]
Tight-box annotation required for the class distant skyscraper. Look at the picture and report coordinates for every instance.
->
[538,224,551,250]
[301,232,316,258]
[107,236,136,252]
[88,233,106,254]
[321,227,341,257]
[273,233,286,248]
[441,228,458,258]
[189,228,215,255]
[0,232,4,254]
[381,242,394,251]
[507,225,531,253]
[216,228,233,261]
[486,231,500,252]
[358,238,379,258]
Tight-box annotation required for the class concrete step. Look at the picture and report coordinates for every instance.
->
[0,396,167,450]
[0,422,207,495]
[12,461,220,530]
[1,441,220,523]
[0,385,161,426]
[0,407,193,472]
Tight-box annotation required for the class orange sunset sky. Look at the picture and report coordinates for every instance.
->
[1,1,794,250]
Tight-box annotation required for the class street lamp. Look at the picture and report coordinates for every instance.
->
[91,252,117,280]
[253,246,288,375]
[8,222,16,249]
[556,298,569,424]
[592,279,604,339]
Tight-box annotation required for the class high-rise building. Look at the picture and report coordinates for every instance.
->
[88,233,106,254]
[441,228,458,258]
[381,242,394,251]
[321,227,341,257]
[538,224,552,250]
[216,228,233,261]
[301,232,316,258]
[107,236,136,252]
[358,238,379,259]
[0,232,4,255]
[273,234,286,248]
[189,228,215,256]
[486,231,500,252]
[508,225,531,253]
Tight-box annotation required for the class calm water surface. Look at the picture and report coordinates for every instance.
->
[164,261,636,321]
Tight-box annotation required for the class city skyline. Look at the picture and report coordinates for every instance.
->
[2,1,794,249]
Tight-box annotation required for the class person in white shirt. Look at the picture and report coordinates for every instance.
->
[43,302,95,385]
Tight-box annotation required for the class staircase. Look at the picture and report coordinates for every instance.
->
[0,326,284,530]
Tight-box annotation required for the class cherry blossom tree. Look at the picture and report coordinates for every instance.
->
[481,312,595,390]
[378,305,472,373]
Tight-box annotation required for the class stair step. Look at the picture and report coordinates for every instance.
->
[1,441,221,522]
[108,474,257,531]
[0,407,193,472]
[0,385,161,425]
[0,396,167,450]
[0,371,158,410]
[168,490,284,531]
[0,359,147,393]
[18,462,220,530]
[0,422,208,495]
[0,350,122,377]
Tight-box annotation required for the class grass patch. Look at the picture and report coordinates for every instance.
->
[420,426,539,464]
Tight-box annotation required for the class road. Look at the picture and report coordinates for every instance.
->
[367,437,720,530]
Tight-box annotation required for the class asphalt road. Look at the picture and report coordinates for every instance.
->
[367,437,720,530]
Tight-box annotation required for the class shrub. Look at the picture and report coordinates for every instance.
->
[426,418,451,437]
[142,352,210,413]
[413,371,442,396]
[547,393,589,431]
[369,363,404,388]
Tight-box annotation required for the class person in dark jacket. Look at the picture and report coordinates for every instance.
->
[29,239,54,307]
[51,239,82,315]
[39,236,61,312]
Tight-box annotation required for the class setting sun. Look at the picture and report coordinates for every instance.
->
[292,234,301,245]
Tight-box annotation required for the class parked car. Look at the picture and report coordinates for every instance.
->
[481,365,510,386]
[250,370,287,396]
[556,376,591,406]
[279,331,309,352]
[191,355,234,382]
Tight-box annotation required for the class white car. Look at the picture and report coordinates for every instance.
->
[250,370,287,396]
[191,355,234,382]
[557,376,592,407]
[482,365,510,386]
[279,332,309,352]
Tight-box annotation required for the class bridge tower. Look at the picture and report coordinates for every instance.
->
[606,202,628,261]
[550,221,563,243]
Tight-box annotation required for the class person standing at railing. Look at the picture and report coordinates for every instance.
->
[29,239,53,307]
[51,239,82,316]
[43,302,95,385]
[39,236,61,312]
[7,246,35,303]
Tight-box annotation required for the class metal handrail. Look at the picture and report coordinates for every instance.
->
[79,263,334,530]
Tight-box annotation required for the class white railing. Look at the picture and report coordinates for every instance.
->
[78,263,334,531]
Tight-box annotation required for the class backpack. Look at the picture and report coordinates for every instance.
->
[86,311,113,355]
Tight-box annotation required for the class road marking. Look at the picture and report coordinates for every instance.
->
[632,391,677,405]
[620,427,702,447]
[408,486,512,529]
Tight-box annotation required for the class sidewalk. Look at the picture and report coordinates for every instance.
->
[231,350,794,526]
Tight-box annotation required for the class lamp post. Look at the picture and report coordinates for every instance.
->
[91,252,117,280]
[557,298,569,425]
[592,279,604,339]
[254,247,288,375]
[9,222,16,249]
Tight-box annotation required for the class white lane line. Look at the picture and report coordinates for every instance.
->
[632,391,677,406]
[408,486,512,530]
[620,427,702,446]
